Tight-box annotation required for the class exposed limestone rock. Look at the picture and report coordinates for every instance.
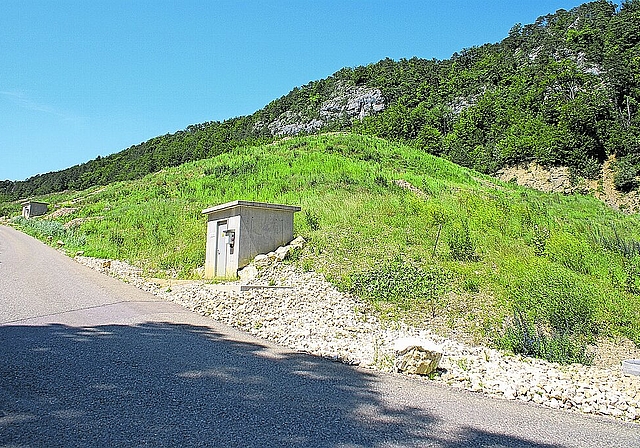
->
[496,162,574,194]
[254,254,270,267]
[394,337,443,375]
[496,157,640,213]
[319,84,385,121]
[253,236,306,268]
[393,179,428,198]
[266,83,385,136]
[47,207,77,219]
[274,245,291,261]
[289,236,306,249]
[238,264,259,282]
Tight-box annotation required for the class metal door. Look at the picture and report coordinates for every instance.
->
[215,220,228,277]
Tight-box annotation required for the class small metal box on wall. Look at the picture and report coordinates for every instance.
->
[202,200,301,278]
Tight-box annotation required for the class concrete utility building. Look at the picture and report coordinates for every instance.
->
[21,200,48,219]
[202,200,301,278]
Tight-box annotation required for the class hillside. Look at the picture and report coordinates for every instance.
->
[7,134,640,365]
[2,0,639,203]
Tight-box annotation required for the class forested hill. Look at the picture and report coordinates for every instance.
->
[2,0,639,201]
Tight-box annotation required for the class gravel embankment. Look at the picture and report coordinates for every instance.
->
[75,256,640,423]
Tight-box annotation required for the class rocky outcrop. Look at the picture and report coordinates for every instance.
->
[267,83,385,136]
[319,83,385,121]
[251,236,306,268]
[496,163,575,194]
[496,157,640,213]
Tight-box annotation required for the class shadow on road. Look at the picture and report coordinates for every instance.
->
[0,322,563,447]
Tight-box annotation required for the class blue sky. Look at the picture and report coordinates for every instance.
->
[1,0,592,181]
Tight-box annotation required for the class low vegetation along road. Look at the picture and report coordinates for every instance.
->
[1,226,638,447]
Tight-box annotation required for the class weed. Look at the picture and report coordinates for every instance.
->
[455,357,470,371]
[498,308,594,365]
[623,256,640,294]
[348,258,453,318]
[446,219,477,261]
[497,266,598,365]
[304,210,320,231]
[531,224,550,256]
[10,216,86,250]
[591,225,640,259]
[545,232,593,274]
[463,277,480,293]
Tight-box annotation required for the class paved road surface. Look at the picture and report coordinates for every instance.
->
[1,225,638,447]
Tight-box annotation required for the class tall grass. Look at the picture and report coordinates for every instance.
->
[7,133,640,361]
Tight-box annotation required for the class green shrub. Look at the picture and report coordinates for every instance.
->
[304,210,320,231]
[0,202,20,218]
[11,216,66,240]
[591,225,640,259]
[498,308,594,365]
[613,159,638,192]
[10,216,86,250]
[623,256,640,294]
[497,266,597,364]
[446,219,477,261]
[347,258,453,317]
[530,224,550,256]
[545,232,593,275]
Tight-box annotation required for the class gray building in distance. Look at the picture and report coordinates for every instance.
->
[21,200,48,219]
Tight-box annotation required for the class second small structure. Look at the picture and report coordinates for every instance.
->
[202,200,301,278]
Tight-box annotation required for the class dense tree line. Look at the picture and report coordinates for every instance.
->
[2,0,639,200]
[351,0,640,184]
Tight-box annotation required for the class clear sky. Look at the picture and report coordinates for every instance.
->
[1,0,594,181]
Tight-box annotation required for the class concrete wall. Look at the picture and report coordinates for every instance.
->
[237,206,295,268]
[203,201,300,278]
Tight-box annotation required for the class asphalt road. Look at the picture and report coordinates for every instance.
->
[1,225,638,447]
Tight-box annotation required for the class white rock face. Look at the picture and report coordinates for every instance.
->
[74,256,640,424]
[266,82,385,136]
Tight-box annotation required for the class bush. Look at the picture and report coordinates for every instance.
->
[10,216,86,249]
[304,210,320,231]
[545,232,593,275]
[0,202,20,218]
[499,308,594,365]
[348,258,453,317]
[613,159,638,192]
[623,256,640,294]
[11,216,66,240]
[497,266,597,364]
[530,224,550,256]
[591,225,640,259]
[446,219,477,261]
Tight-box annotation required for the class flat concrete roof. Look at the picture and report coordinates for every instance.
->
[20,200,48,206]
[202,200,301,215]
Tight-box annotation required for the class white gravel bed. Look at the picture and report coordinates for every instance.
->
[75,256,640,423]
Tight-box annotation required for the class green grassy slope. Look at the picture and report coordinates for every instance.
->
[8,133,640,362]
[4,2,640,200]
